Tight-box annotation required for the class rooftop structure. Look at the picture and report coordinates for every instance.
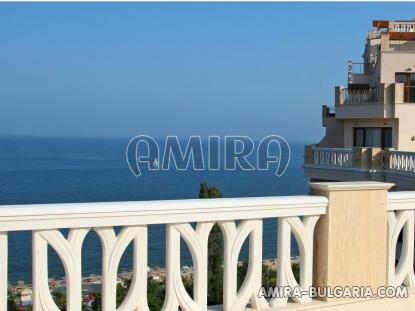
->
[304,20,415,189]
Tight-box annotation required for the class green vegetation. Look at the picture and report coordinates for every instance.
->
[147,278,165,310]
[199,182,224,306]
[51,287,87,311]
[52,288,66,310]
[7,290,17,311]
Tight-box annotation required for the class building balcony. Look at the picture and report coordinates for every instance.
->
[334,85,391,119]
[347,61,374,85]
[347,57,382,85]
[331,83,415,119]
[304,146,415,190]
[1,182,415,310]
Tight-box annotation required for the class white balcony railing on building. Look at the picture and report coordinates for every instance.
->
[389,151,415,173]
[344,87,379,104]
[312,147,353,168]
[0,196,327,310]
[387,192,415,287]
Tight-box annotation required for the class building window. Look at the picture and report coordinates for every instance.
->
[353,127,392,149]
[396,73,415,103]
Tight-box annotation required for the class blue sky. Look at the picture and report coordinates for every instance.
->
[1,2,415,142]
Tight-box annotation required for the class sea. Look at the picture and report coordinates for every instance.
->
[0,135,310,282]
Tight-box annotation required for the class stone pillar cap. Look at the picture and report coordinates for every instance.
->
[309,181,395,192]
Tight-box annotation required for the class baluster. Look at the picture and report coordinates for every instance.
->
[346,152,352,167]
[313,150,318,165]
[96,226,149,311]
[163,222,213,311]
[404,155,408,171]
[270,216,319,307]
[387,210,415,286]
[407,155,411,171]
[392,154,397,170]
[33,229,89,311]
[221,220,268,311]
[0,232,7,311]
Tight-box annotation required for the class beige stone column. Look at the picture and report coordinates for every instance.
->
[310,181,394,301]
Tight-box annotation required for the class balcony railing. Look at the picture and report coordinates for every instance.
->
[348,62,368,75]
[308,147,415,174]
[344,87,379,104]
[389,40,415,52]
[0,196,327,310]
[311,147,353,168]
[389,151,415,173]
[305,146,415,190]
[387,192,415,287]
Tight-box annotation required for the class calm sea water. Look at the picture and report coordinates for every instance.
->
[0,136,309,282]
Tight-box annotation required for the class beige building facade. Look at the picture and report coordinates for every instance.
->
[320,20,415,152]
[305,20,415,190]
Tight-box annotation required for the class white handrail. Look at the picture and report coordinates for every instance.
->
[0,196,327,231]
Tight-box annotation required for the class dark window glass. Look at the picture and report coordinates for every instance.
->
[384,128,392,148]
[354,127,392,149]
[396,73,415,102]
[409,88,415,103]
[365,128,382,147]
[396,73,408,84]
[354,128,365,147]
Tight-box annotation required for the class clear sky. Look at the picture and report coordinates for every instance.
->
[1,2,415,142]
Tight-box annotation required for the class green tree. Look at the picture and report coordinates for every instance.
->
[199,182,224,306]
[237,260,278,290]
[52,289,66,310]
[7,290,17,311]
[92,278,165,311]
[147,278,165,311]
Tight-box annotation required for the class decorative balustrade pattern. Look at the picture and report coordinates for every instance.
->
[389,151,415,173]
[0,196,327,311]
[387,192,415,287]
[312,147,353,168]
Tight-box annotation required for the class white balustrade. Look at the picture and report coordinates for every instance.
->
[389,151,415,173]
[387,192,415,287]
[0,196,327,311]
[312,147,353,168]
